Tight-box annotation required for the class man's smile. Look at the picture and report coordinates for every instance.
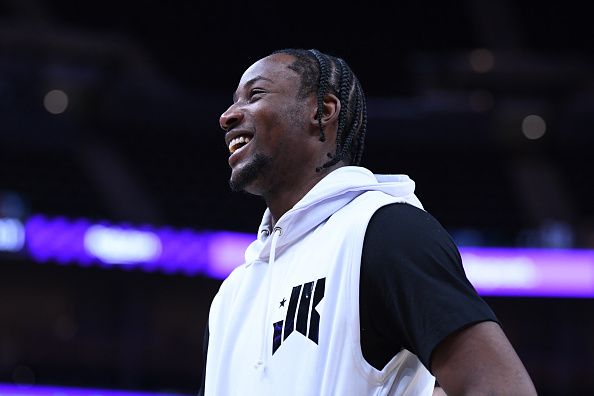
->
[225,129,255,153]
[228,135,252,154]
[225,129,255,167]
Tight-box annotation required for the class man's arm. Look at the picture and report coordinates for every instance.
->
[361,203,537,394]
[431,321,537,395]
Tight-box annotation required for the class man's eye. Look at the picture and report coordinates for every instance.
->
[249,89,266,101]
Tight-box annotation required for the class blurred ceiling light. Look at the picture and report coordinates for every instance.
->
[43,89,69,114]
[83,224,162,264]
[522,114,547,140]
[469,48,495,73]
[0,218,25,252]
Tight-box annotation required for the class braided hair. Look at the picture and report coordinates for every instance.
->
[271,48,368,170]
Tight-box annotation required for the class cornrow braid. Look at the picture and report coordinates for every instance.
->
[271,48,368,170]
[337,88,361,162]
[322,57,353,169]
[354,82,368,165]
[308,49,330,143]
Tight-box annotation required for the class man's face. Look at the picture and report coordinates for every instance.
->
[220,54,315,196]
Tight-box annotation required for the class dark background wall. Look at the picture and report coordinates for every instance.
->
[1,1,593,395]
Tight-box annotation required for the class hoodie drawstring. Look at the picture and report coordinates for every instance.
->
[256,226,282,373]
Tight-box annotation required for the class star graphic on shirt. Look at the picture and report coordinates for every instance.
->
[279,298,286,308]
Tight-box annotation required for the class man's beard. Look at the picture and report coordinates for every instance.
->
[229,153,271,193]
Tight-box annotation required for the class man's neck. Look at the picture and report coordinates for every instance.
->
[265,177,321,226]
[265,166,343,226]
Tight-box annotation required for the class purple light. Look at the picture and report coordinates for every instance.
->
[23,215,232,277]
[25,215,91,265]
[0,384,186,396]
[460,247,594,298]
[154,227,208,276]
[205,231,253,279]
[22,214,594,298]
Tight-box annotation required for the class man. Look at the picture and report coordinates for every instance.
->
[199,48,536,395]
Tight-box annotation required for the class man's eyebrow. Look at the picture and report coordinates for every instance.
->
[232,76,274,102]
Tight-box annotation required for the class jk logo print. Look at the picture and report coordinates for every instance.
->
[272,277,325,355]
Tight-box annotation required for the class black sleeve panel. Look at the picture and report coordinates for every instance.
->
[360,203,498,371]
[197,323,209,396]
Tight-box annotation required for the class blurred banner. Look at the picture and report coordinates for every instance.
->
[0,384,186,396]
[4,214,593,298]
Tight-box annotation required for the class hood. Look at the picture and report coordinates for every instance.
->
[244,166,423,264]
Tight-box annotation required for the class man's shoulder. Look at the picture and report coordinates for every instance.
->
[363,202,459,263]
[221,262,249,287]
[366,202,449,239]
[212,262,249,302]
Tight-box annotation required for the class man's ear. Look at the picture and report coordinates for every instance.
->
[310,93,341,129]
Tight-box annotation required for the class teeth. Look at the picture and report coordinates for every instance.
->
[229,135,252,153]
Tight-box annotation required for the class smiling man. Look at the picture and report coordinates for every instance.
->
[199,49,537,395]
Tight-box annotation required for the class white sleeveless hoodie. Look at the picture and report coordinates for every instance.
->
[205,166,435,396]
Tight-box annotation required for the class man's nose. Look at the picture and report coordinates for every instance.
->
[219,105,244,131]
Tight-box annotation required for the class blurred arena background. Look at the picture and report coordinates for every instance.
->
[1,0,593,395]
